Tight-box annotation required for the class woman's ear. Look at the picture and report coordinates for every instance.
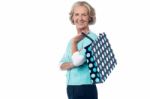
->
[88,17,92,23]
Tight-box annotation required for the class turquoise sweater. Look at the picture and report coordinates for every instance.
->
[60,32,98,85]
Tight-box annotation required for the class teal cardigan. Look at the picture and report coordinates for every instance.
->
[60,32,98,85]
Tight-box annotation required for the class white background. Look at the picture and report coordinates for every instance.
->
[0,0,150,99]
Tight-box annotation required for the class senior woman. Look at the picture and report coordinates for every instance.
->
[60,1,98,99]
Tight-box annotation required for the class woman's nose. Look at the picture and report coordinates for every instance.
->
[78,15,83,20]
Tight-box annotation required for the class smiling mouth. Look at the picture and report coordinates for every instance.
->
[78,23,84,25]
[78,22,85,25]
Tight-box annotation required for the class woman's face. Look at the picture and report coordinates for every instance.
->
[72,6,89,30]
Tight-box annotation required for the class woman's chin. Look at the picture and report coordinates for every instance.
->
[76,25,86,30]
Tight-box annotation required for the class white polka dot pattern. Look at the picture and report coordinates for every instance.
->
[84,32,117,84]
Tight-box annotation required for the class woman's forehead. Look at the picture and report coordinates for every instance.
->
[73,6,88,13]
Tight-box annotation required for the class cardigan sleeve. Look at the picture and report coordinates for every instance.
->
[59,41,71,65]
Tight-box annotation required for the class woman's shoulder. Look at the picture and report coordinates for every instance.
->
[88,31,98,40]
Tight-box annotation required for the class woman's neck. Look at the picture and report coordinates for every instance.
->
[77,27,89,34]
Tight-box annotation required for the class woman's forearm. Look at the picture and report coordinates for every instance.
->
[71,42,78,54]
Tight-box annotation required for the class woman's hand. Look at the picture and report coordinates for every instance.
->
[71,33,85,54]
[60,62,74,70]
[72,33,85,44]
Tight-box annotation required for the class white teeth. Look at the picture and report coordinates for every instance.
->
[78,22,84,24]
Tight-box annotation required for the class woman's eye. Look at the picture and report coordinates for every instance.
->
[83,14,87,16]
[74,13,79,16]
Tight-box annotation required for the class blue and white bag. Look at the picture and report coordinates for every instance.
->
[82,32,117,84]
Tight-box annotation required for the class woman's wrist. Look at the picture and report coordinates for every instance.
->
[71,41,78,54]
[71,39,78,45]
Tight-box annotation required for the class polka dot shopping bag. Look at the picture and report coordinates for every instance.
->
[82,32,117,84]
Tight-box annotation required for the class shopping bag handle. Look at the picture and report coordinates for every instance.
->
[81,32,94,42]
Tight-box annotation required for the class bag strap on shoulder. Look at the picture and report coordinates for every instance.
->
[81,32,94,42]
